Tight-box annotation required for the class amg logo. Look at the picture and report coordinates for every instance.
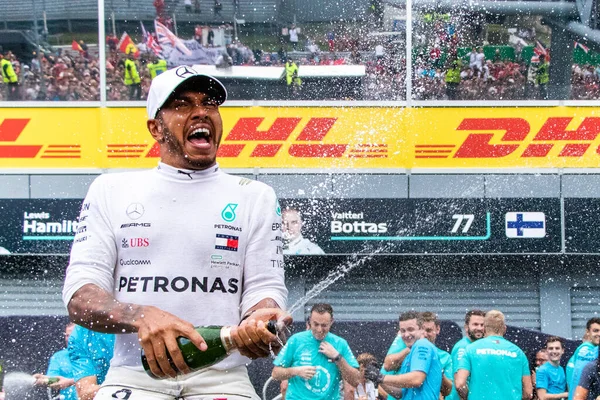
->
[120,223,151,229]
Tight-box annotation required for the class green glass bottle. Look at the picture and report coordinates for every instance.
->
[141,321,277,379]
[47,377,60,385]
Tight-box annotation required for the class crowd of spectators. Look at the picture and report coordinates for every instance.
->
[0,49,101,101]
[2,31,600,101]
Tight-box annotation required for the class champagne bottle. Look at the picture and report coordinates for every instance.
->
[141,321,277,378]
[47,377,59,385]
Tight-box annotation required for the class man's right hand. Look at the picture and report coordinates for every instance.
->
[135,305,206,379]
[294,366,317,380]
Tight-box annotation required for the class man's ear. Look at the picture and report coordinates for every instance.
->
[147,118,164,143]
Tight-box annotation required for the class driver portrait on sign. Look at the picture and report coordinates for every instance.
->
[62,66,291,400]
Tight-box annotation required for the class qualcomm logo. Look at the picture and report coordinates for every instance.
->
[505,212,546,238]
[126,203,145,220]
[221,203,238,222]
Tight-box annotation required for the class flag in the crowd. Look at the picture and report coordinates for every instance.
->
[141,21,162,56]
[118,32,140,57]
[140,21,149,42]
[574,41,590,53]
[155,20,192,56]
[71,40,83,53]
[533,40,550,61]
[146,34,163,56]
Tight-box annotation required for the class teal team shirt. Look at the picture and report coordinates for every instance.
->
[381,335,407,400]
[457,335,529,400]
[398,338,443,400]
[438,348,452,380]
[536,362,566,394]
[273,330,359,400]
[381,336,448,400]
[447,336,472,400]
[46,348,78,400]
[568,342,598,400]
[68,325,115,384]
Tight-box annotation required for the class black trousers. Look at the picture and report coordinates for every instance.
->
[7,82,19,101]
[128,83,141,100]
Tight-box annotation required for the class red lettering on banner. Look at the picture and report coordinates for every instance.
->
[217,144,245,157]
[146,143,160,157]
[226,118,301,141]
[521,144,553,158]
[288,118,345,157]
[453,118,530,158]
[0,119,29,141]
[296,118,337,141]
[289,144,347,157]
[250,144,282,157]
[0,118,42,158]
[521,117,600,157]
[222,117,345,158]
[142,117,365,159]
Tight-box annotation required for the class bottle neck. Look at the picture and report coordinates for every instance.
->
[221,326,235,352]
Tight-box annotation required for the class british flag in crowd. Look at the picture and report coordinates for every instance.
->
[154,20,192,55]
[531,40,550,62]
[574,41,590,53]
[140,22,162,56]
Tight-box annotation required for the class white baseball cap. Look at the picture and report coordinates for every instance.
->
[146,65,227,119]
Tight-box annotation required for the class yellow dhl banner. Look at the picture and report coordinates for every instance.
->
[1,107,600,169]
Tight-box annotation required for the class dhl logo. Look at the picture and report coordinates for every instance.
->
[416,117,600,159]
[109,117,388,159]
[0,118,81,158]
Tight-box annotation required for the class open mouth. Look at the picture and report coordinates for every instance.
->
[187,127,211,148]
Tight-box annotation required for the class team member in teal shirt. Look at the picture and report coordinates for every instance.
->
[380,311,453,399]
[380,331,409,399]
[536,336,568,400]
[568,318,600,400]
[566,331,588,387]
[447,310,486,400]
[367,311,447,400]
[455,310,532,400]
[421,312,453,383]
[68,325,115,400]
[34,323,77,400]
[272,303,360,400]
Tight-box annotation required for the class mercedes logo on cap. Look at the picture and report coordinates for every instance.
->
[176,66,197,78]
[126,203,145,220]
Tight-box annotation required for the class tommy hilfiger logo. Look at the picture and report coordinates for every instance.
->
[215,234,238,252]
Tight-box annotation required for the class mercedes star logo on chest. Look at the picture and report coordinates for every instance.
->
[126,203,145,220]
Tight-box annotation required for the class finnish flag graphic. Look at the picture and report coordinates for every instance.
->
[505,212,546,238]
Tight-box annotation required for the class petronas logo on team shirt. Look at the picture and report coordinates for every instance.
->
[221,203,238,222]
[276,199,281,216]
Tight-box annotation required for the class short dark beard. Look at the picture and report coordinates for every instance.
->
[468,329,483,341]
[159,120,217,170]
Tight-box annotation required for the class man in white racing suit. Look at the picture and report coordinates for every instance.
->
[282,208,325,255]
[62,66,290,400]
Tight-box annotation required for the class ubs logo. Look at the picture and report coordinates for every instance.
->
[122,238,150,248]
[126,203,144,220]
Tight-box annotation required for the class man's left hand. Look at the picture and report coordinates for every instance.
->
[231,308,292,359]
